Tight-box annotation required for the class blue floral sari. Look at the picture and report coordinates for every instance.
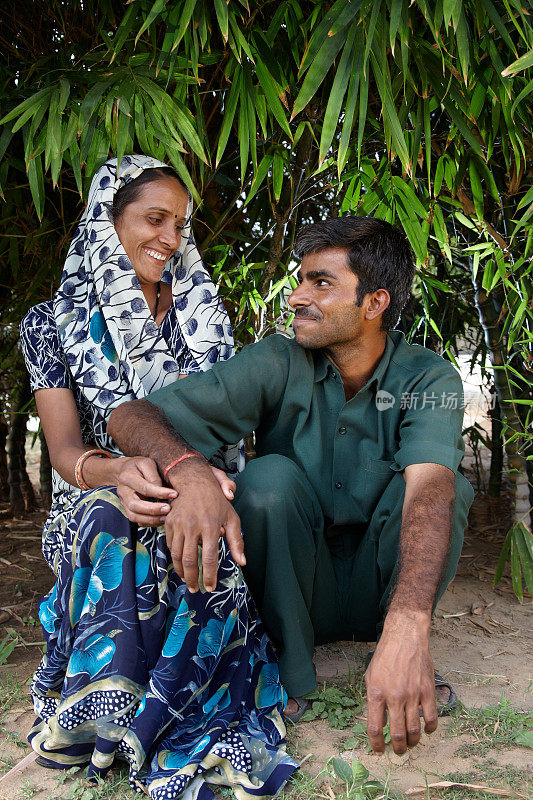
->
[29,488,297,799]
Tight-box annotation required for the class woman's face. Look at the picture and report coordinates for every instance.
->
[114,176,189,286]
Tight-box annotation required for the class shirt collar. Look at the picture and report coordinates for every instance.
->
[313,331,400,388]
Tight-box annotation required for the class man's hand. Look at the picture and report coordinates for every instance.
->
[115,456,237,528]
[164,458,245,592]
[365,610,437,755]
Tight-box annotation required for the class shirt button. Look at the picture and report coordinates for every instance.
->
[331,372,337,379]
[335,482,342,489]
[338,426,346,435]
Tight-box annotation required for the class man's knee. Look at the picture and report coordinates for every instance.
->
[234,454,313,514]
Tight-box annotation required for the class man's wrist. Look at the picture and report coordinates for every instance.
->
[163,452,211,486]
[382,606,432,639]
[162,452,206,483]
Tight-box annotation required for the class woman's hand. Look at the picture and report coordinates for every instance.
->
[115,456,178,526]
[115,457,236,527]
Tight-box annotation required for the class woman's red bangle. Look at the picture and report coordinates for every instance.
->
[163,453,202,483]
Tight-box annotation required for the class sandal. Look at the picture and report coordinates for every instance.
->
[364,651,458,716]
[434,672,458,716]
[284,696,311,725]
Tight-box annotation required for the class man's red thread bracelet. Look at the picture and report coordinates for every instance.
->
[163,453,202,483]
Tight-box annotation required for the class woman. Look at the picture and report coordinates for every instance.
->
[20,155,297,799]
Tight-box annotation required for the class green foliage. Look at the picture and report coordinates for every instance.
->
[448,695,533,756]
[300,683,363,729]
[328,755,386,800]
[494,521,533,603]
[1,0,532,587]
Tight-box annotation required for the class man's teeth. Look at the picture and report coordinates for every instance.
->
[144,248,166,261]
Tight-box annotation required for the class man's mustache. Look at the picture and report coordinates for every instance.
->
[293,309,321,321]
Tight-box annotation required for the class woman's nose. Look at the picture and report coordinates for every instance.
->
[159,224,180,251]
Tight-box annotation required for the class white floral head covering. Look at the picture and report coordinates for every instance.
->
[54,155,235,418]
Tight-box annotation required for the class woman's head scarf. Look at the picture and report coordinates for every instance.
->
[54,155,234,418]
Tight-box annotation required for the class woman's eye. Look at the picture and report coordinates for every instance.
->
[148,217,162,224]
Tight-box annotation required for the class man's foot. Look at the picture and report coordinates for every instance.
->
[284,696,311,724]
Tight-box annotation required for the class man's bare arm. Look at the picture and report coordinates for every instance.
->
[108,399,198,472]
[365,463,456,755]
[108,399,245,592]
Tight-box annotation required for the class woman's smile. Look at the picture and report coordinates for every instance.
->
[142,247,168,263]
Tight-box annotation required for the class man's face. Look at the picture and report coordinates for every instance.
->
[288,247,365,350]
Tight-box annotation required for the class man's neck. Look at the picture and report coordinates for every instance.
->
[324,331,387,400]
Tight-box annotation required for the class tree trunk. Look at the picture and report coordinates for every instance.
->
[488,391,503,499]
[0,413,9,502]
[39,429,52,510]
[471,270,531,527]
[7,370,33,516]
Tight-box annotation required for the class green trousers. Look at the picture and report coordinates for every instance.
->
[234,454,474,699]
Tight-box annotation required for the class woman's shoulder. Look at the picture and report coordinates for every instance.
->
[20,299,73,390]
[20,299,57,338]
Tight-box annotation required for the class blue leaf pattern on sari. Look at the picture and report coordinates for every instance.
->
[255,664,284,709]
[161,598,194,658]
[197,609,237,660]
[67,633,116,678]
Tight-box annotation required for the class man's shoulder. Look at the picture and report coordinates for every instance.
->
[388,331,461,384]
[240,332,307,361]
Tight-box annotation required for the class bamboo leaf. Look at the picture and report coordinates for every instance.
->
[27,153,45,219]
[79,80,113,131]
[255,59,292,138]
[502,48,533,77]
[215,77,240,166]
[510,535,524,603]
[292,32,346,119]
[338,38,362,177]
[0,87,51,126]
[319,23,357,162]
[272,151,284,201]
[370,51,410,170]
[389,0,403,54]
[299,0,362,75]
[244,153,273,205]
[468,160,484,220]
[392,176,427,220]
[238,80,249,185]
[482,0,518,57]
[172,0,199,51]
[135,0,169,45]
[214,0,229,42]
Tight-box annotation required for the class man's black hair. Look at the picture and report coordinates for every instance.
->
[112,167,190,222]
[293,216,415,330]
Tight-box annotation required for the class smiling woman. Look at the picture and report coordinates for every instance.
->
[18,155,296,799]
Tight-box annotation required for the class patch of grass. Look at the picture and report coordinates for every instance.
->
[446,758,533,792]
[18,780,40,799]
[0,753,16,775]
[447,695,533,757]
[52,765,138,799]
[0,671,28,719]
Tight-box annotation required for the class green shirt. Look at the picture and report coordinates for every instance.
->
[148,331,465,527]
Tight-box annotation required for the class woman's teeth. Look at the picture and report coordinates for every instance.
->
[143,248,166,261]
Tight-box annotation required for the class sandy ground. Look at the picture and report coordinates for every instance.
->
[0,440,531,799]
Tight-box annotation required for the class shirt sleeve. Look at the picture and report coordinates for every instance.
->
[147,334,291,459]
[394,362,465,474]
[19,303,73,392]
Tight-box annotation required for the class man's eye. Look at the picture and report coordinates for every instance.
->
[148,217,162,224]
[316,279,330,286]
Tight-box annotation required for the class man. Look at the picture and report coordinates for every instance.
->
[108,216,474,756]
